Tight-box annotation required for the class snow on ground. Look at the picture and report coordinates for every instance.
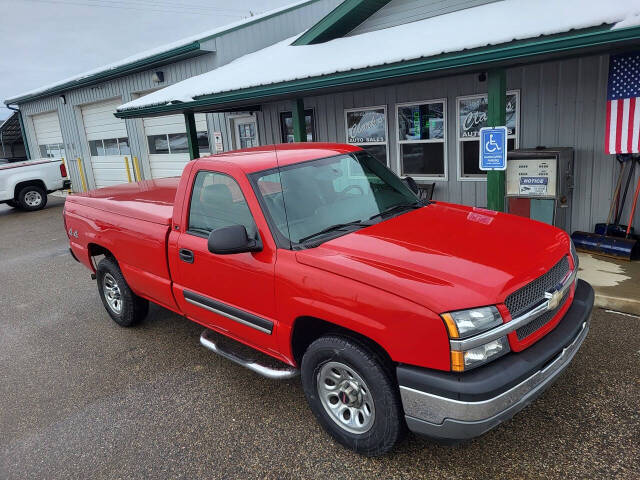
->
[4,0,314,103]
[117,0,640,112]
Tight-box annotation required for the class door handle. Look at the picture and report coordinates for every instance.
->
[179,248,194,263]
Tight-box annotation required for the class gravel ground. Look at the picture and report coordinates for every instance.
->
[1,197,638,480]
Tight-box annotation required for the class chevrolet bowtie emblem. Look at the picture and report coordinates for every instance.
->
[545,290,563,310]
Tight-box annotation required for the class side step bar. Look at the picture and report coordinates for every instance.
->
[200,329,299,380]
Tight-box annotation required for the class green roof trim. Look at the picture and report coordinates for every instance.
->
[6,0,324,105]
[293,0,392,45]
[6,41,204,104]
[114,24,640,119]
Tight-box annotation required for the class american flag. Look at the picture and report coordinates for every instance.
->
[606,51,640,154]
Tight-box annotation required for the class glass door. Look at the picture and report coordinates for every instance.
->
[233,116,259,149]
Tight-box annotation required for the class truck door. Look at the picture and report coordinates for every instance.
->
[171,168,279,352]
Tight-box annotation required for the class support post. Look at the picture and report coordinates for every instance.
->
[292,98,306,142]
[184,112,200,160]
[486,68,507,212]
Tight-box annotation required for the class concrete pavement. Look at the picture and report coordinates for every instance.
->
[1,197,639,479]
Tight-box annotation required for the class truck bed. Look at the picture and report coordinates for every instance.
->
[65,178,179,225]
[65,178,181,312]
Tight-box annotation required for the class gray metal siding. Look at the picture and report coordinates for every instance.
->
[15,0,342,191]
[257,53,635,233]
[347,0,501,36]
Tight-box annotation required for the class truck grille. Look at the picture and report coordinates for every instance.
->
[515,290,570,340]
[505,256,570,319]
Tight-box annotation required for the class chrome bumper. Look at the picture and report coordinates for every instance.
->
[401,315,590,440]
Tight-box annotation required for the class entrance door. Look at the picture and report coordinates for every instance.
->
[171,168,278,351]
[32,111,65,159]
[231,116,259,149]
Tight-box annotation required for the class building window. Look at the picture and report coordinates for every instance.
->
[457,91,519,179]
[345,106,388,166]
[396,99,446,178]
[280,110,315,143]
[39,143,65,159]
[147,132,210,155]
[89,137,130,156]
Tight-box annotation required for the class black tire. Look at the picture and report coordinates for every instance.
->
[301,335,405,456]
[17,185,47,211]
[96,256,149,327]
[6,200,19,208]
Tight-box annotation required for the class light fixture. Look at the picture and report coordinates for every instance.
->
[59,95,66,104]
[151,71,164,83]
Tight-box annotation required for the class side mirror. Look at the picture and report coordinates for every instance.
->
[403,176,420,194]
[207,225,262,255]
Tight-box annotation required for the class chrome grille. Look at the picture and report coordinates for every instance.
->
[516,290,570,340]
[505,256,570,319]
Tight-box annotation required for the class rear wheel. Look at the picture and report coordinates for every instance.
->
[17,185,47,211]
[301,335,404,456]
[96,257,149,327]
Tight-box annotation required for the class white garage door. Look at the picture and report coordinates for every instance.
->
[143,114,209,178]
[32,111,65,159]
[82,99,131,189]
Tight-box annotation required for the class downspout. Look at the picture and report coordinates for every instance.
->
[6,104,31,160]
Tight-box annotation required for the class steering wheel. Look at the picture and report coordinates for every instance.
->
[340,185,364,197]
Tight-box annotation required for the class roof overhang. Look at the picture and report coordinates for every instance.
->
[114,24,640,119]
[5,41,211,105]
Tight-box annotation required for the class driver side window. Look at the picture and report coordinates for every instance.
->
[188,171,257,238]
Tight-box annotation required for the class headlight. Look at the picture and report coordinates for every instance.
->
[450,337,510,372]
[441,306,502,339]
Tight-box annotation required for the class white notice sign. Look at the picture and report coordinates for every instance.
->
[506,158,557,197]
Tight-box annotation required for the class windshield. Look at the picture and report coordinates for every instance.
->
[251,151,421,248]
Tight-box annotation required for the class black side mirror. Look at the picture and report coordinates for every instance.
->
[208,225,262,255]
[403,176,420,194]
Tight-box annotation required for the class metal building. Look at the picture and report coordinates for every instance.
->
[113,0,640,234]
[3,0,343,190]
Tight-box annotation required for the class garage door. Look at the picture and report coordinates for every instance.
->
[32,111,65,159]
[143,114,209,178]
[82,99,131,189]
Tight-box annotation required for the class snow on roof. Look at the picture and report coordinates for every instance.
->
[4,0,316,103]
[118,0,640,113]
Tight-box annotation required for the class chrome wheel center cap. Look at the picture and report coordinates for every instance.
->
[338,380,362,407]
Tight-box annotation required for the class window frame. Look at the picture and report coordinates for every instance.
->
[147,132,210,155]
[185,169,258,240]
[88,137,130,156]
[456,90,520,182]
[344,105,389,167]
[39,142,65,159]
[279,108,316,143]
[395,98,447,181]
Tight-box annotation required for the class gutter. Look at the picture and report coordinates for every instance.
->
[5,105,30,160]
[114,24,640,119]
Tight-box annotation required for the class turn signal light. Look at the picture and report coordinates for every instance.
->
[441,313,459,338]
[451,351,465,372]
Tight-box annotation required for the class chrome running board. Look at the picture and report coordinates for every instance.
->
[199,329,299,380]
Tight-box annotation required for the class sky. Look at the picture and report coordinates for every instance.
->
[0,0,292,120]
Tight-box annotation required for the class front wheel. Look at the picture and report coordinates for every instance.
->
[96,257,149,327]
[301,335,404,456]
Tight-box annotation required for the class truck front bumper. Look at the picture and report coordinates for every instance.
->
[398,279,594,440]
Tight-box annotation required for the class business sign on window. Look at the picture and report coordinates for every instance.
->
[346,108,387,144]
[458,93,518,138]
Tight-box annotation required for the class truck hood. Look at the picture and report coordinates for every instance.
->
[295,202,570,313]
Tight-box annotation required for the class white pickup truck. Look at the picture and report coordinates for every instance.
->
[0,159,70,211]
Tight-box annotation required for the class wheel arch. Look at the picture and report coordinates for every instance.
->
[290,316,394,369]
[14,179,47,199]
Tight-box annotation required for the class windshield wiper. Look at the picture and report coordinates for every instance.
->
[298,220,366,243]
[368,201,424,221]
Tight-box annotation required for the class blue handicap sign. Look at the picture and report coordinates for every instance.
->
[479,126,508,171]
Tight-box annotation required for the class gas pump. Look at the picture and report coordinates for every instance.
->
[505,147,574,232]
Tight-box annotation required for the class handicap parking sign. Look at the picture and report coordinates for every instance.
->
[479,126,508,171]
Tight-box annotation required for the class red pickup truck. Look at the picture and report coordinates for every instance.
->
[64,143,593,456]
